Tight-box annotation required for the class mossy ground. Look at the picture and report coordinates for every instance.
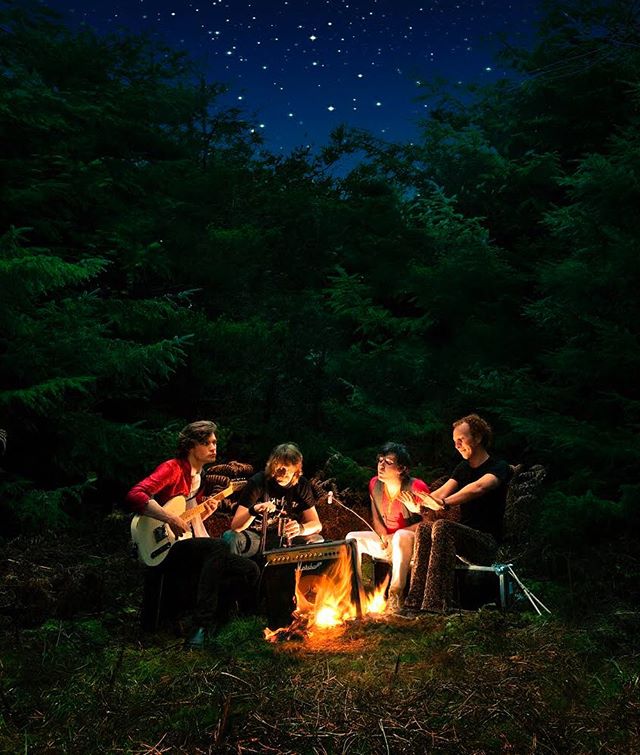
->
[1,529,638,754]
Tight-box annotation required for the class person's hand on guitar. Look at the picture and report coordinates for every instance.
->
[142,498,191,540]
[200,497,220,522]
[167,513,190,538]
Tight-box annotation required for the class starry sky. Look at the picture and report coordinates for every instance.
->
[44,0,540,154]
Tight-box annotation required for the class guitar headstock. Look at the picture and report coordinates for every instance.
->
[221,478,247,497]
[208,479,247,510]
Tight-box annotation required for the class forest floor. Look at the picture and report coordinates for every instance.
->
[1,518,639,754]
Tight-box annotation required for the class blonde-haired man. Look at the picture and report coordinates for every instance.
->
[397,414,512,617]
[223,442,323,556]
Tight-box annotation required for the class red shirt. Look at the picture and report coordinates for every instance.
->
[126,457,196,514]
[369,476,430,534]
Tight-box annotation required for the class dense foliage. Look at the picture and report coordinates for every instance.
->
[1,0,638,576]
[1,3,639,752]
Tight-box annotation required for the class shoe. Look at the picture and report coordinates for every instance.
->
[385,592,403,614]
[394,606,420,620]
[185,626,207,649]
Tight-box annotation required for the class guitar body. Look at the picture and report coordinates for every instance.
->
[130,481,242,567]
[131,496,192,567]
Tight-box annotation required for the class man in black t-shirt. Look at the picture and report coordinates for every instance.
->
[222,442,323,556]
[396,414,512,616]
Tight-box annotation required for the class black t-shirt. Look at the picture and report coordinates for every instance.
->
[237,471,316,534]
[451,457,511,541]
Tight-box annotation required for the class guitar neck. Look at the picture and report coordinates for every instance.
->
[179,485,233,522]
[180,501,209,522]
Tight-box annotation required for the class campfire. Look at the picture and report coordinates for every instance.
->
[264,549,389,642]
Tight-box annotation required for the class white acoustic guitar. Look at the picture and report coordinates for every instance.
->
[131,480,245,566]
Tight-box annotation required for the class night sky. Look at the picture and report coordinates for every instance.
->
[44,0,540,153]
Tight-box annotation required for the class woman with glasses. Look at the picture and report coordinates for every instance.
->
[346,442,429,613]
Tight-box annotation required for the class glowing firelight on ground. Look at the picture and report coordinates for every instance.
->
[264,550,390,641]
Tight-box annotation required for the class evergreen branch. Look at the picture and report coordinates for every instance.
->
[0,376,95,414]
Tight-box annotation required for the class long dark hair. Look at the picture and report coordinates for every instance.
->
[176,420,217,458]
[378,441,411,479]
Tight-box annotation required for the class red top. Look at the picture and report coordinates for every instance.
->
[126,457,195,514]
[369,476,430,534]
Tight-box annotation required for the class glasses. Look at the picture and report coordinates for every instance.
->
[377,457,397,466]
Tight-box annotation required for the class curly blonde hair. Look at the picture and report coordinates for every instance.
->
[452,414,493,447]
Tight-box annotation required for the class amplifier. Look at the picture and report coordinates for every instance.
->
[261,539,363,629]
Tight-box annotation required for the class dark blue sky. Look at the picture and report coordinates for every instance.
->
[44,0,540,153]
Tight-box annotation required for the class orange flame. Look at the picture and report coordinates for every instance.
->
[264,550,390,642]
[363,574,390,615]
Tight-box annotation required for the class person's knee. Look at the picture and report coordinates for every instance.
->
[345,532,366,550]
[221,529,235,545]
[222,529,242,554]
[391,529,414,548]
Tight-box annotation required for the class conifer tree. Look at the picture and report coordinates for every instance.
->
[0,3,242,527]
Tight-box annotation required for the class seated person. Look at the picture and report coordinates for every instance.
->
[397,413,512,617]
[126,420,260,646]
[223,442,323,556]
[346,442,429,613]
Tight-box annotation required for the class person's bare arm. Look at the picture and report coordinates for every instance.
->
[283,506,322,539]
[411,479,460,511]
[432,474,500,507]
[142,499,189,537]
[230,501,276,532]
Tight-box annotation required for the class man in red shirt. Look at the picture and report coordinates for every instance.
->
[346,442,430,613]
[126,420,259,647]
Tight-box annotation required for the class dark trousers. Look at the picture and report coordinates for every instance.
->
[160,537,260,625]
[405,520,497,613]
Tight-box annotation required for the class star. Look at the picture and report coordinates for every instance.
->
[44,0,539,153]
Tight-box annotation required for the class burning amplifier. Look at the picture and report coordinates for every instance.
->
[261,539,363,629]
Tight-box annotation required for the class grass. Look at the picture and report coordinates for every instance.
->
[1,529,639,754]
